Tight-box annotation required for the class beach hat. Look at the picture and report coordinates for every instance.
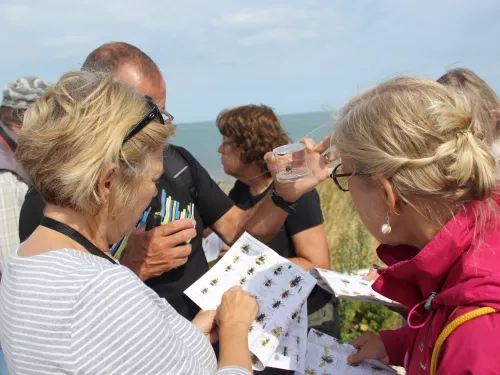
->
[2,76,53,110]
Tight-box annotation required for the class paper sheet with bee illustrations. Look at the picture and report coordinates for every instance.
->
[295,329,396,375]
[265,304,308,374]
[184,232,316,371]
[309,268,402,308]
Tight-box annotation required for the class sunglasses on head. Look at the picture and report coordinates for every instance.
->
[123,95,174,143]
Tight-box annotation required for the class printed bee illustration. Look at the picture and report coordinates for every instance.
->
[321,371,332,375]
[260,337,271,348]
[239,276,247,285]
[295,336,300,345]
[209,278,219,286]
[271,299,284,309]
[290,275,304,288]
[201,288,208,294]
[251,354,259,365]
[368,293,377,298]
[288,265,292,269]
[360,281,369,287]
[271,326,282,337]
[247,267,255,276]
[263,277,274,288]
[297,314,302,324]
[305,367,317,375]
[248,324,254,333]
[319,347,334,367]
[353,291,361,295]
[232,255,240,264]
[255,254,267,266]
[282,346,289,357]
[273,265,283,276]
[341,279,351,284]
[312,330,325,339]
[341,288,351,294]
[224,265,232,272]
[249,293,259,301]
[281,289,291,299]
[256,313,268,325]
[291,310,299,320]
[241,244,251,254]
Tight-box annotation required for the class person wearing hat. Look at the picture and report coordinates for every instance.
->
[0,76,52,275]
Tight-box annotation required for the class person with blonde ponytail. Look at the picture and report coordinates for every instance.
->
[328,77,500,374]
[437,67,500,179]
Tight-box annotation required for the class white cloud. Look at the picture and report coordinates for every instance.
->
[238,28,318,47]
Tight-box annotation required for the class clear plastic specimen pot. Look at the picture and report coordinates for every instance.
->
[272,143,312,183]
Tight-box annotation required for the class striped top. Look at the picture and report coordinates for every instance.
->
[0,249,250,375]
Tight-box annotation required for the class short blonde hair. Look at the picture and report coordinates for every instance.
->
[333,77,497,209]
[17,71,173,216]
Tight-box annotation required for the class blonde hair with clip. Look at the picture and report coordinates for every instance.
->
[438,68,500,139]
[333,77,497,214]
[17,71,174,217]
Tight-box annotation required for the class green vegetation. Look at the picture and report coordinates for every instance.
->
[317,181,401,341]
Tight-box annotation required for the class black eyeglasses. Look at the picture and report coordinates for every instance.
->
[330,163,370,192]
[123,95,174,143]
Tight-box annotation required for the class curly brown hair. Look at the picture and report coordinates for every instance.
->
[217,105,289,177]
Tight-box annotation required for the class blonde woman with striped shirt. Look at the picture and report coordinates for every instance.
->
[0,71,258,375]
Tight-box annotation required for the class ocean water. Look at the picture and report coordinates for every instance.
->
[171,111,334,183]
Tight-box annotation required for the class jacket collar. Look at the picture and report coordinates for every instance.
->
[372,199,493,309]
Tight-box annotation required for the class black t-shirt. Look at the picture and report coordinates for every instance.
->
[18,145,234,321]
[229,180,324,258]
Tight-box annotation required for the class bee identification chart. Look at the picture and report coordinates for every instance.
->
[309,268,402,308]
[297,329,396,375]
[185,232,316,372]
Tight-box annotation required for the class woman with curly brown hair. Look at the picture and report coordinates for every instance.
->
[216,104,339,374]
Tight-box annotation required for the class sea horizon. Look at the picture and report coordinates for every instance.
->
[171,110,335,186]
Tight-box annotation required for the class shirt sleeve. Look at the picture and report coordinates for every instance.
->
[285,188,324,236]
[18,186,45,242]
[0,173,28,274]
[379,326,412,367]
[72,266,250,375]
[177,146,235,227]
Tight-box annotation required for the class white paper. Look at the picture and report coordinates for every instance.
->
[202,232,225,262]
[309,268,401,308]
[185,232,316,370]
[295,329,396,375]
[266,304,308,373]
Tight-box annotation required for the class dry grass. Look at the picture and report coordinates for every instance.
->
[317,180,402,339]
[317,180,379,272]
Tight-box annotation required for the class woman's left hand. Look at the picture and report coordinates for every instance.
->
[192,310,218,344]
[264,136,337,203]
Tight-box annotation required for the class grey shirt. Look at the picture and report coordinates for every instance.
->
[0,248,250,375]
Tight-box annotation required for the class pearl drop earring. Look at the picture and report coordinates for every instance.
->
[381,211,391,235]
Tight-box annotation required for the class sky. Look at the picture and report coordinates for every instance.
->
[0,0,499,123]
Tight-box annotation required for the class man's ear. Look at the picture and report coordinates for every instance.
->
[98,164,117,204]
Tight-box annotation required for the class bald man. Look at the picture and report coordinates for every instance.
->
[19,42,330,322]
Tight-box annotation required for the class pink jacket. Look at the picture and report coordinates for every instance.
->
[373,197,500,374]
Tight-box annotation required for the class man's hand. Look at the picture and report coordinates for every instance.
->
[120,218,197,281]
